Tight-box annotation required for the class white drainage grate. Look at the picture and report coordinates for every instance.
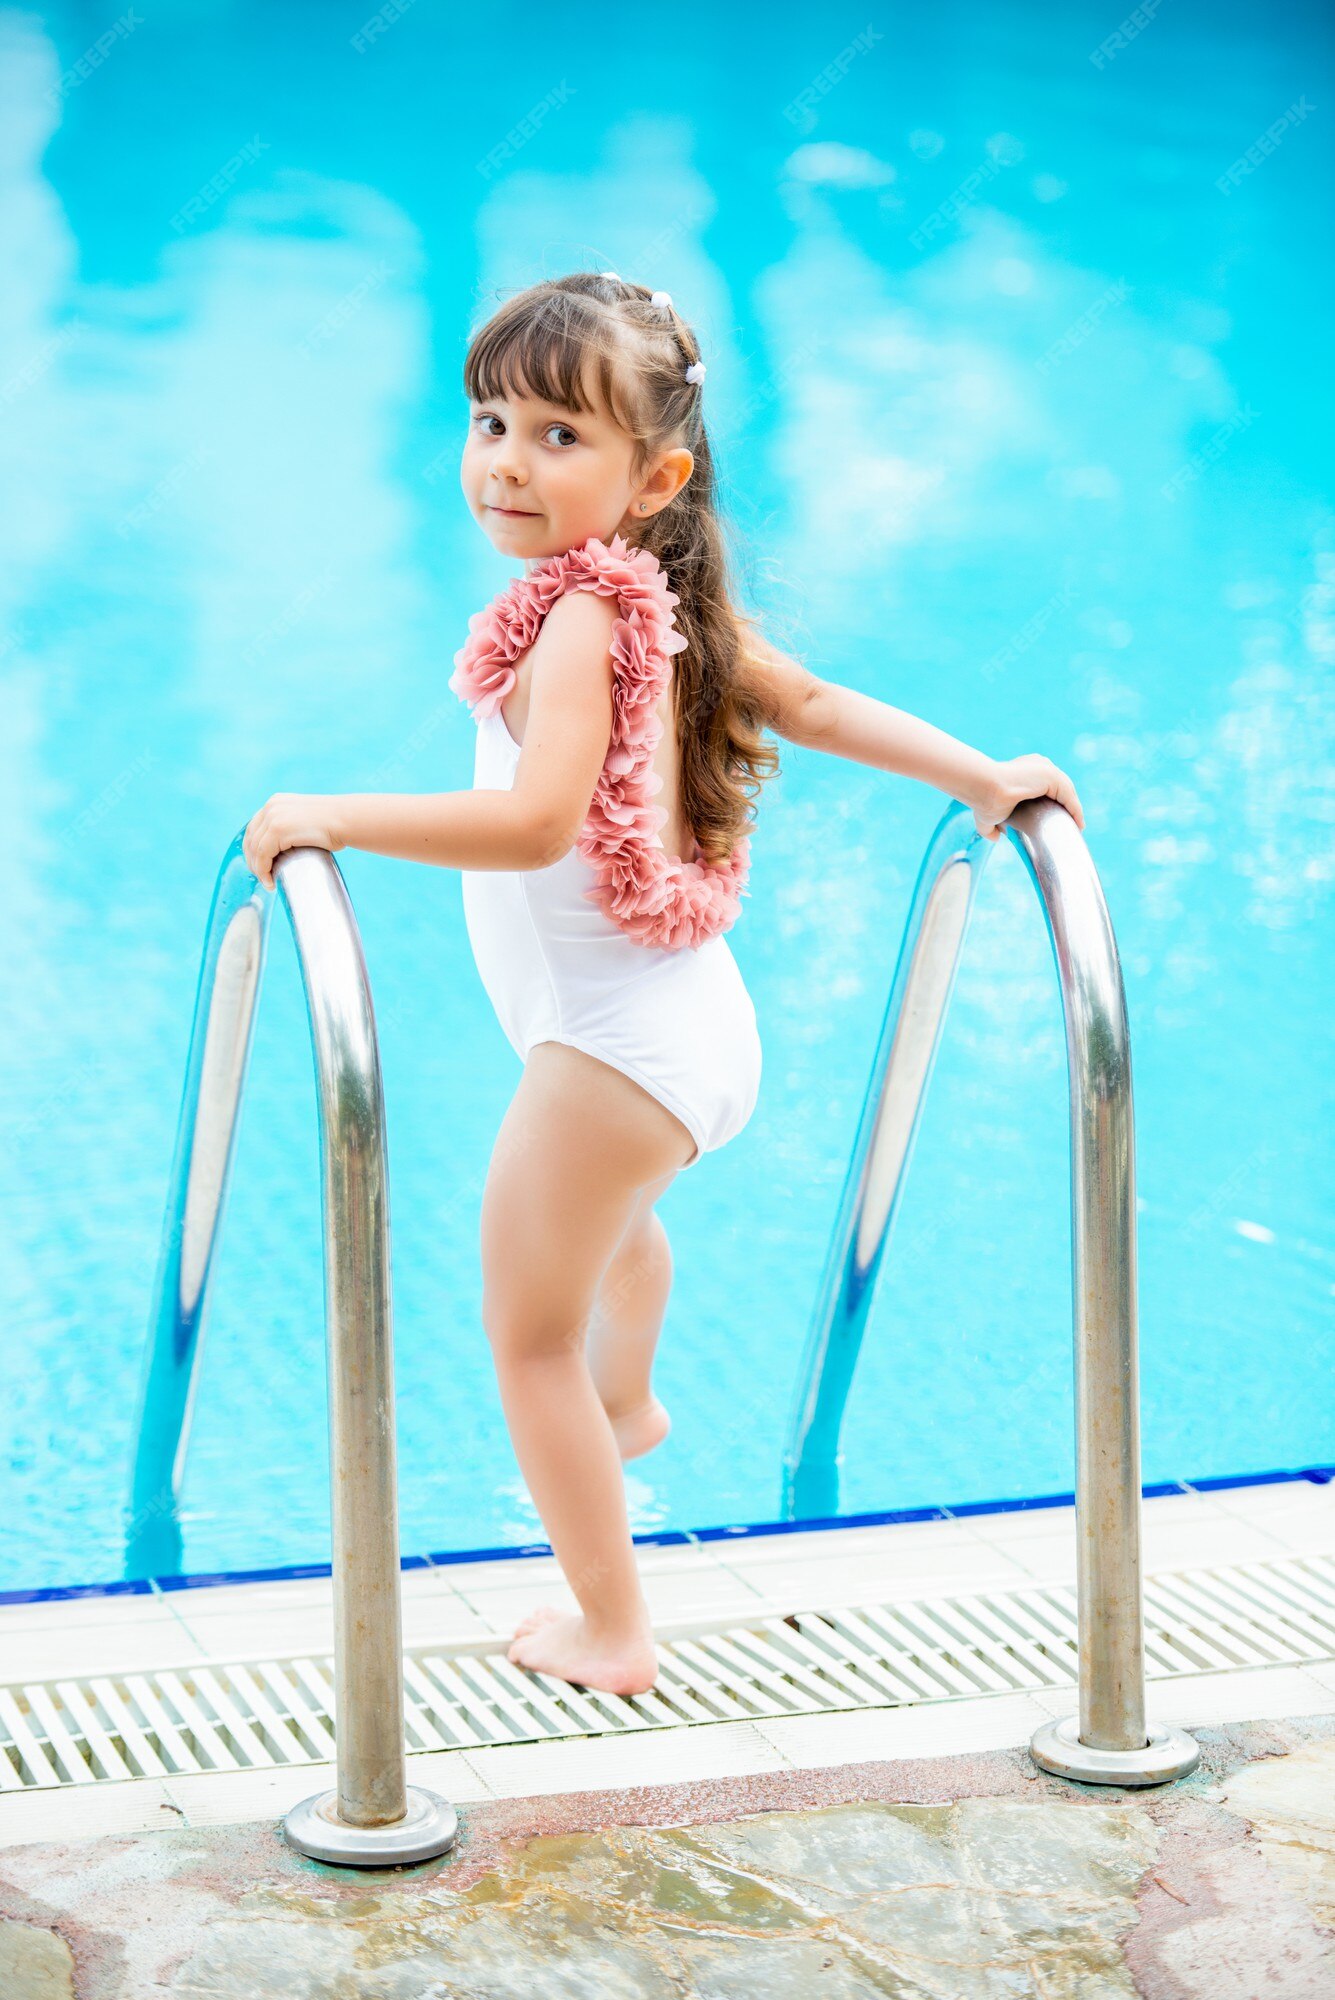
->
[2,1553,1332,1792]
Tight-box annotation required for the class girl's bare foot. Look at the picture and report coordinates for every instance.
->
[507,1605,658,1695]
[608,1396,671,1462]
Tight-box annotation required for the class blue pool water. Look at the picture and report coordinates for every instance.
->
[1,3,1331,1593]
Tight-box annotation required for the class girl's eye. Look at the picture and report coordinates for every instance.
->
[472,414,577,446]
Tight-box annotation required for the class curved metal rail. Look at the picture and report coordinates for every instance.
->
[128,833,456,1864]
[781,797,1199,1787]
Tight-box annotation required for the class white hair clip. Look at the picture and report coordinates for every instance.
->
[650,290,673,310]
[684,360,706,385]
[601,269,622,282]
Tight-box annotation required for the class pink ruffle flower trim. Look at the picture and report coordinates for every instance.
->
[449,532,751,951]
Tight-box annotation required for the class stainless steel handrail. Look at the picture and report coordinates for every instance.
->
[129,833,457,1864]
[781,798,1200,1787]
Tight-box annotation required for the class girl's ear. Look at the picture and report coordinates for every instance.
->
[649,447,694,506]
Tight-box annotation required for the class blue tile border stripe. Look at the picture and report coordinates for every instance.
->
[2,1463,1330,1608]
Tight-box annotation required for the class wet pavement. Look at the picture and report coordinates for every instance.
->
[0,1711,1331,1998]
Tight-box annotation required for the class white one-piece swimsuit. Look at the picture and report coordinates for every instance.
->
[460,702,763,1167]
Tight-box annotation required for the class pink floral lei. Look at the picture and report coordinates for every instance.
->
[449,532,751,951]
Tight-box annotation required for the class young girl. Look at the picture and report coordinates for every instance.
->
[242,270,1085,1698]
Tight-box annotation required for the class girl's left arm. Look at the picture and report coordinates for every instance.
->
[802,678,1085,840]
[739,630,1085,841]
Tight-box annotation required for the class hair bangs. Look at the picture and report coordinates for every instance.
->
[465,291,639,437]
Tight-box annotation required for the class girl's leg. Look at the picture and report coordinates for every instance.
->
[586,1175,678,1461]
[480,1041,695,1695]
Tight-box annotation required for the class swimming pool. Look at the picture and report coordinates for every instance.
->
[2,1,1330,1594]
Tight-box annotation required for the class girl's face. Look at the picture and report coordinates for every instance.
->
[461,377,691,568]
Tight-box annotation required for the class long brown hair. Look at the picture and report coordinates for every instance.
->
[463,271,781,866]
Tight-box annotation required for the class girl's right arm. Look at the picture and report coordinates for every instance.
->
[736,623,1085,843]
[244,593,620,888]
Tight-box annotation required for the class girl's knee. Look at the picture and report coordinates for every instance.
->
[483,1297,587,1370]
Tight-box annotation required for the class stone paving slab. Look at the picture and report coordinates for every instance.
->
[0,1711,1331,1998]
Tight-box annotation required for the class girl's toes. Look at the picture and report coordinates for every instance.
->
[509,1603,564,1644]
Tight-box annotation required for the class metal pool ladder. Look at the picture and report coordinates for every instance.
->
[782,797,1200,1786]
[128,832,458,1865]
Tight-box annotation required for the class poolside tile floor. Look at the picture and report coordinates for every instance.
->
[0,1477,1329,1853]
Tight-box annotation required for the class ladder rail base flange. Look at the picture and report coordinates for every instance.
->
[283,1785,459,1867]
[1029,1713,1201,1788]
